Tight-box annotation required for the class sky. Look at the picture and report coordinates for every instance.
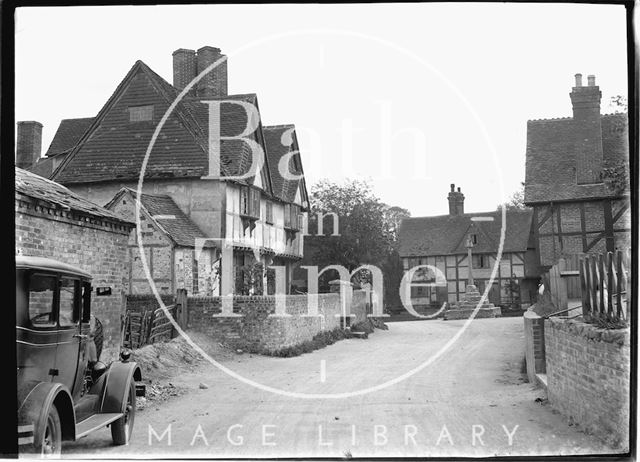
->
[15,3,629,217]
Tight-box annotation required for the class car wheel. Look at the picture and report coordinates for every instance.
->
[34,405,62,457]
[111,381,136,445]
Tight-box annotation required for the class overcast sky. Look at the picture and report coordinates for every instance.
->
[15,3,628,217]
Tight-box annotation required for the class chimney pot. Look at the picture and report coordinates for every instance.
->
[16,121,43,170]
[587,75,596,87]
[574,73,583,87]
[447,184,465,216]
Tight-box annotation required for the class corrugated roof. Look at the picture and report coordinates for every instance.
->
[524,113,629,204]
[106,188,208,247]
[15,167,134,225]
[398,209,533,257]
[45,117,94,157]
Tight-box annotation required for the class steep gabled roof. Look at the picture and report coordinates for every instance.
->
[105,188,208,247]
[26,156,58,179]
[524,113,629,204]
[45,117,94,157]
[50,61,274,194]
[15,167,133,226]
[398,209,533,257]
[263,124,308,204]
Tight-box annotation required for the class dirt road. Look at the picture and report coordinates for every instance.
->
[64,317,615,458]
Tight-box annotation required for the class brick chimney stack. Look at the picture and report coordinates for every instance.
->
[172,48,197,94]
[448,183,465,216]
[570,73,603,184]
[196,46,227,98]
[16,121,43,169]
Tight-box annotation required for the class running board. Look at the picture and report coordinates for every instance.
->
[76,413,123,439]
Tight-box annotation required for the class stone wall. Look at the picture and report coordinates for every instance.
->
[16,200,132,353]
[187,290,368,352]
[544,317,630,449]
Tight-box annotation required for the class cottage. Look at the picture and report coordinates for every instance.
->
[19,46,309,296]
[398,185,539,308]
[524,74,630,269]
[15,167,134,351]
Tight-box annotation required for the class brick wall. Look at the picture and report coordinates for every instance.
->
[544,318,630,449]
[535,200,631,267]
[187,290,368,352]
[523,310,545,383]
[16,199,132,354]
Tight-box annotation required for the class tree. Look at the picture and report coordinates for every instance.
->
[308,179,409,306]
[496,182,526,210]
[607,95,627,114]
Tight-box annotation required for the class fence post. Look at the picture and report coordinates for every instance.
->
[176,288,188,331]
[581,257,591,318]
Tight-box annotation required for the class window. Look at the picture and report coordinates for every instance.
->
[129,105,154,122]
[472,254,490,269]
[471,234,478,245]
[29,275,56,327]
[240,186,260,219]
[265,202,274,224]
[285,204,301,231]
[59,278,79,327]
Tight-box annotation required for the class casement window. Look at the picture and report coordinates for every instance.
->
[265,201,274,224]
[240,186,260,220]
[472,254,490,269]
[284,204,301,231]
[129,105,154,122]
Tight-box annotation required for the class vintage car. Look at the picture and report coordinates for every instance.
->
[16,256,144,456]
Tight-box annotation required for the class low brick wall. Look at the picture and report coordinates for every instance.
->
[187,290,368,352]
[545,318,630,449]
[126,294,176,313]
[523,310,545,383]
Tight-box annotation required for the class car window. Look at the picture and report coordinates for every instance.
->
[59,278,79,327]
[29,275,56,327]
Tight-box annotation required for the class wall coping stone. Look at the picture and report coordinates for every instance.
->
[546,317,630,346]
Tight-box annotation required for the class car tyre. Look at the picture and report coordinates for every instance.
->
[111,381,136,445]
[33,404,62,457]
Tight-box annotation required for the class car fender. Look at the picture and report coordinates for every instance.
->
[18,382,76,444]
[99,361,141,413]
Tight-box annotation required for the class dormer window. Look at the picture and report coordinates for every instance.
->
[129,105,154,122]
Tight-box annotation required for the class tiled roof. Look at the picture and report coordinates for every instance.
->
[15,167,134,225]
[45,117,94,157]
[263,125,304,203]
[398,209,533,257]
[50,61,275,195]
[106,188,208,247]
[524,113,629,204]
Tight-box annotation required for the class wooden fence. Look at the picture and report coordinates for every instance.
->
[580,249,631,322]
[123,304,178,349]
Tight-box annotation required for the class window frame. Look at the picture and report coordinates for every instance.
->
[128,104,154,123]
[28,273,58,329]
[58,277,81,328]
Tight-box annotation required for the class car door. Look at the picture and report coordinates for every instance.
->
[17,272,59,385]
[55,276,85,400]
